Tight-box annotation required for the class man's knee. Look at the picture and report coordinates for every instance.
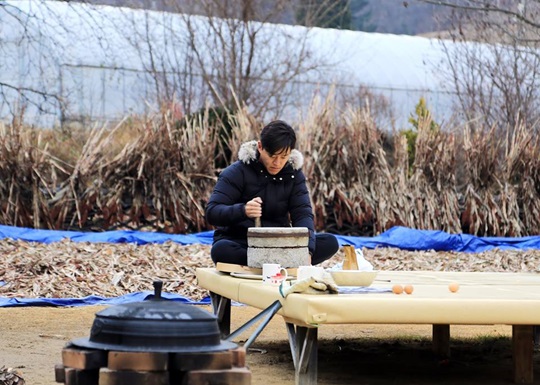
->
[211,239,248,265]
[312,233,339,264]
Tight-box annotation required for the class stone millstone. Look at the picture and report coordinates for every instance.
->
[247,227,309,247]
[247,227,310,268]
[247,246,310,268]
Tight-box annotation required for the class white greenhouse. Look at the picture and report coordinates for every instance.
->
[0,0,492,128]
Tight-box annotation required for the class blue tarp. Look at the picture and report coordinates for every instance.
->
[3,224,540,252]
[0,225,215,245]
[0,291,211,308]
[335,226,540,252]
[1,224,539,308]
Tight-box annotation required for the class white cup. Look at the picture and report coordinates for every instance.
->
[262,263,288,285]
[297,265,325,281]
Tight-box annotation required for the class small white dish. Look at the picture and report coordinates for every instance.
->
[330,270,378,287]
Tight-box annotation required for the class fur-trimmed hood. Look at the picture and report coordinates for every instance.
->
[238,140,304,170]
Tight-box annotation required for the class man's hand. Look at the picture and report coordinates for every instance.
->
[245,197,262,219]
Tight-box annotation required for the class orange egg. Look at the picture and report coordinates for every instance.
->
[392,284,404,294]
[404,284,414,294]
[448,282,460,293]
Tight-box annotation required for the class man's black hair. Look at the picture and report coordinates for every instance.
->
[260,120,296,155]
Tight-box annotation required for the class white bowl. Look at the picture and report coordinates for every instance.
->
[330,270,378,287]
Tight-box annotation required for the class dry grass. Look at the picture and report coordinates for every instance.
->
[0,98,539,237]
[406,113,460,233]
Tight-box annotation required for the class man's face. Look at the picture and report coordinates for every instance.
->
[257,141,291,175]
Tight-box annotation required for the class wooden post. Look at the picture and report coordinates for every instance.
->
[512,325,534,384]
[432,324,450,358]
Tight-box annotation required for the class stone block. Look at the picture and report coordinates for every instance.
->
[247,246,310,268]
[64,367,99,385]
[170,351,232,371]
[231,347,246,367]
[54,364,65,383]
[62,346,107,370]
[99,368,169,385]
[107,351,168,371]
[182,367,251,385]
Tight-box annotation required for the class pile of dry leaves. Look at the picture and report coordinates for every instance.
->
[1,239,539,302]
[0,367,25,385]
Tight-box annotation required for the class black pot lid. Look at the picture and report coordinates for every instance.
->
[70,281,237,353]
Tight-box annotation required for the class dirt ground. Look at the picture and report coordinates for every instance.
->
[1,305,539,385]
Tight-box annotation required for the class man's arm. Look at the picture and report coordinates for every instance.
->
[205,165,248,227]
[288,170,316,253]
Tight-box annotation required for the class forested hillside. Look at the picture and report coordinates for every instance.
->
[76,0,450,36]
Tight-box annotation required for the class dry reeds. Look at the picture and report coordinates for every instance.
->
[518,135,540,234]
[85,110,220,233]
[406,112,460,232]
[299,93,379,235]
[0,123,53,229]
[459,123,539,236]
[1,97,539,237]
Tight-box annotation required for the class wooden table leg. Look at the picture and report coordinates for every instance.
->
[513,325,534,384]
[286,323,318,385]
[432,324,450,358]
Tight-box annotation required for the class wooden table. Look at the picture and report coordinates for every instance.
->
[196,268,540,385]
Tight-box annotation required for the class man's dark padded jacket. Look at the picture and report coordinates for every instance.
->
[205,140,316,253]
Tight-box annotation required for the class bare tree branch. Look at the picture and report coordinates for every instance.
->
[417,0,540,30]
[425,0,540,131]
[0,82,60,101]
